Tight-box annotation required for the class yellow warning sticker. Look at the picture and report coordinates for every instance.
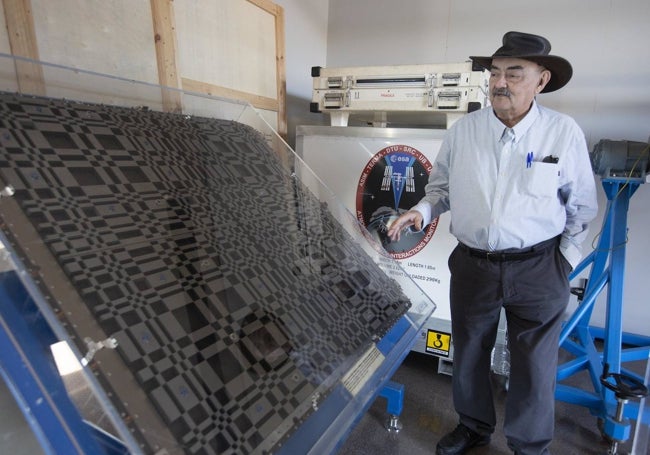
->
[426,330,451,357]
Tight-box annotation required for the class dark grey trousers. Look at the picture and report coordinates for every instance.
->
[448,238,571,455]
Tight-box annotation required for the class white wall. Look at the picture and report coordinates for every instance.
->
[326,0,650,149]
[300,0,648,335]
[272,0,331,147]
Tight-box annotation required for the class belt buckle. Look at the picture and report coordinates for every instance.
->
[485,251,494,261]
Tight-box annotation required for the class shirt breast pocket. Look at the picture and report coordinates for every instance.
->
[524,162,559,198]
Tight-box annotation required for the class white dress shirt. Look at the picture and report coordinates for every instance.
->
[411,100,598,269]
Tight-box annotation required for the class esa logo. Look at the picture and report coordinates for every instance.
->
[356,144,437,259]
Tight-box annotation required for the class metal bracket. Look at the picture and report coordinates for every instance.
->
[0,185,15,198]
[80,336,118,366]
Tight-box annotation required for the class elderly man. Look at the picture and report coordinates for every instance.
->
[388,31,598,455]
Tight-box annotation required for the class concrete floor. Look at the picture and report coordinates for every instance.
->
[338,352,648,455]
[0,351,647,454]
[0,377,45,455]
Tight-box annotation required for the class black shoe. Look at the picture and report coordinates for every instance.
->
[435,423,491,455]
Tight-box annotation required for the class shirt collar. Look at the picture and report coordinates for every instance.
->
[490,99,540,144]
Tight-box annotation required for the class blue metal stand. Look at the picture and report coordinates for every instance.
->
[378,380,405,432]
[276,312,419,454]
[556,179,650,444]
[378,380,404,417]
[0,271,128,455]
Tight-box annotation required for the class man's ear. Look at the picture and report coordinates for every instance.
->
[537,69,551,93]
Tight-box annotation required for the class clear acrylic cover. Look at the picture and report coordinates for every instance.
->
[0,53,435,454]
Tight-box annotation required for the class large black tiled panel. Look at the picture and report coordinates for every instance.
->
[0,92,411,454]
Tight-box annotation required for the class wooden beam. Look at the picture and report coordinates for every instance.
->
[273,4,287,138]
[2,0,45,95]
[150,0,183,112]
[181,77,279,112]
[246,0,280,16]
[245,0,287,138]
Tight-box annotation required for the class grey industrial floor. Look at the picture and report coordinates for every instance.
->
[0,351,647,454]
[338,352,648,455]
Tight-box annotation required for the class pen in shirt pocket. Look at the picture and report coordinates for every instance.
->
[526,151,533,168]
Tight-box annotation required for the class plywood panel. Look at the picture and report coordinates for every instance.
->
[30,0,159,84]
[1,0,285,134]
[175,0,277,99]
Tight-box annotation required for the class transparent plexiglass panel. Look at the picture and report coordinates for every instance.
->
[0,53,435,454]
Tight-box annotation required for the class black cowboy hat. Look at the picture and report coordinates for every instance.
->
[470,31,573,93]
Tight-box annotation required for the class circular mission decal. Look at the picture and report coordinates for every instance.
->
[356,144,438,259]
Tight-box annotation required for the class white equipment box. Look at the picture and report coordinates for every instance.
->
[310,62,489,128]
[296,126,508,374]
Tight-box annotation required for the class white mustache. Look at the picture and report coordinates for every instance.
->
[493,88,511,97]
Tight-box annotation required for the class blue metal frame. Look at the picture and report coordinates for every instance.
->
[277,316,417,454]
[556,179,650,441]
[0,270,128,455]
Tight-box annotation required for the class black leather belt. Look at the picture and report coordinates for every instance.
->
[458,237,558,262]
